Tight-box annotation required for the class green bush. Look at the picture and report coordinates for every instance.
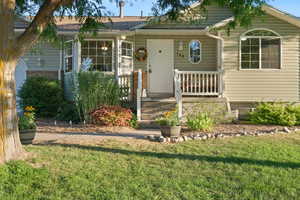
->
[56,102,81,123]
[249,102,297,126]
[19,77,64,117]
[75,72,122,122]
[186,113,214,131]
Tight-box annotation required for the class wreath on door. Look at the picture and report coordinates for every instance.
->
[134,47,148,62]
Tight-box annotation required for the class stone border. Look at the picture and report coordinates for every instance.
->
[146,127,299,143]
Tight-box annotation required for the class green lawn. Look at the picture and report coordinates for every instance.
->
[1,134,300,200]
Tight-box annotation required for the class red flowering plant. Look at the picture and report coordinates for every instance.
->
[90,105,133,127]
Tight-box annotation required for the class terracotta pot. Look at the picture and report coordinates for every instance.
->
[160,126,181,137]
[19,129,36,145]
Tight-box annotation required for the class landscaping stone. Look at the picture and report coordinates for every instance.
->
[283,127,291,133]
[159,136,166,143]
[183,136,189,141]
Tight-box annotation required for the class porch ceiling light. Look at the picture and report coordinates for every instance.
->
[121,35,127,40]
[241,37,247,41]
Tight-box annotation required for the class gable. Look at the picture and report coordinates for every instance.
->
[140,3,233,30]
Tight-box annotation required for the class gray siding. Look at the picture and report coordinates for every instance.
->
[23,42,61,71]
[133,35,217,72]
[221,14,300,102]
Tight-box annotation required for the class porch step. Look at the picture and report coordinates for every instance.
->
[141,101,176,121]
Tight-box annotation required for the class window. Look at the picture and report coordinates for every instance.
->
[120,41,133,75]
[121,41,133,57]
[189,40,201,64]
[81,40,113,72]
[240,29,281,69]
[64,41,73,73]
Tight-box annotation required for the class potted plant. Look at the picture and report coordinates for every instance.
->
[156,108,181,137]
[18,106,37,144]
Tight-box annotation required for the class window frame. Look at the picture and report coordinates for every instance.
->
[81,38,115,72]
[239,28,282,71]
[121,40,134,59]
[64,40,74,73]
[188,40,202,64]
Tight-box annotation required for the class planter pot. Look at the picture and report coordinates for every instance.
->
[160,126,181,137]
[19,129,36,145]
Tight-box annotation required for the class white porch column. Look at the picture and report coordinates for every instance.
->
[174,69,183,119]
[137,69,142,121]
[73,36,81,73]
[116,37,121,79]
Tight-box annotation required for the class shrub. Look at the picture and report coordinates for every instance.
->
[249,102,297,126]
[19,106,36,130]
[56,102,81,123]
[75,72,122,122]
[156,108,180,126]
[90,105,133,127]
[19,77,64,117]
[186,113,214,131]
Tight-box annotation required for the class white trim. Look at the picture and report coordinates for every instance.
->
[135,29,207,35]
[239,29,283,70]
[241,28,281,37]
[188,40,202,64]
[63,40,74,74]
[262,5,300,29]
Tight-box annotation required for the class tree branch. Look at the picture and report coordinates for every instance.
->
[15,0,69,57]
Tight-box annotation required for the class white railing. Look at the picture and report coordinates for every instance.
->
[118,74,132,101]
[176,70,222,96]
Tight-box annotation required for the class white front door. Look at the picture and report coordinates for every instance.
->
[147,39,174,94]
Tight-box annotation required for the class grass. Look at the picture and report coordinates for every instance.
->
[1,134,300,200]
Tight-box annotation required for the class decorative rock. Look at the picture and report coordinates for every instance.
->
[171,137,178,143]
[178,137,184,142]
[202,135,208,140]
[159,136,166,143]
[236,134,241,137]
[283,127,291,133]
[183,136,189,141]
[148,135,156,141]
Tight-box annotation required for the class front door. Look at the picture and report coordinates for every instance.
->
[147,39,174,94]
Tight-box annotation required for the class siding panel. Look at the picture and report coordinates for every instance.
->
[221,14,300,102]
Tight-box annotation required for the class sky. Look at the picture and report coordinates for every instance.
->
[104,0,300,17]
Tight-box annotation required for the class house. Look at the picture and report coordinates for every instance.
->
[15,1,300,120]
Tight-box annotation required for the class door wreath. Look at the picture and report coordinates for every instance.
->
[135,47,147,62]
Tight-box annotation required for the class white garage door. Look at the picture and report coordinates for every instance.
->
[15,59,27,112]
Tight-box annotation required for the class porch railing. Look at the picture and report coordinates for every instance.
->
[175,70,222,96]
[118,74,132,101]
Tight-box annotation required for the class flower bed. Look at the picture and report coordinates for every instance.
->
[147,123,299,143]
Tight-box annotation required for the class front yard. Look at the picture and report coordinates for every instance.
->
[1,129,300,200]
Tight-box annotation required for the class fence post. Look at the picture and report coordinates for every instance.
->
[174,69,183,119]
[137,69,142,121]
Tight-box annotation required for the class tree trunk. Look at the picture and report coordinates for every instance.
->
[0,60,23,163]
